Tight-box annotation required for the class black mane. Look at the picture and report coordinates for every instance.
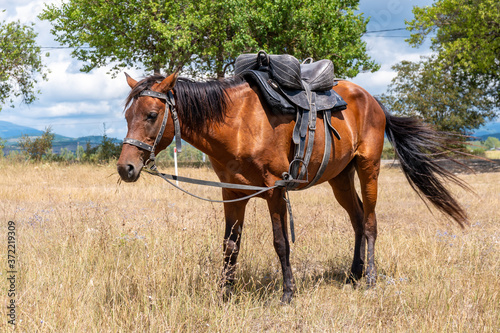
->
[125,75,245,132]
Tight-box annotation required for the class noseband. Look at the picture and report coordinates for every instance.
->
[122,89,182,170]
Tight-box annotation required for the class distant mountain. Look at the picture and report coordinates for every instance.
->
[476,133,500,141]
[473,122,500,138]
[0,120,71,140]
[0,121,121,154]
[0,120,46,138]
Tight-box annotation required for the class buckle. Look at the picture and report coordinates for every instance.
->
[144,154,158,173]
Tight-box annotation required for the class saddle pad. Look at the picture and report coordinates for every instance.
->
[242,70,296,114]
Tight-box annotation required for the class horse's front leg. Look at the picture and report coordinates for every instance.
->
[267,188,296,303]
[220,189,249,300]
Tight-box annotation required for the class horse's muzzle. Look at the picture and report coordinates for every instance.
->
[117,163,141,182]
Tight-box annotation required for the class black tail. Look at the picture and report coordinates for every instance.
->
[377,99,469,227]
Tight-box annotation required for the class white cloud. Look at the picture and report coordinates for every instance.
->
[39,61,130,103]
[350,35,434,95]
[0,0,142,139]
[0,0,55,22]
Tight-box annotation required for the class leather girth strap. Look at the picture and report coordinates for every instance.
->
[302,108,333,190]
[287,83,334,190]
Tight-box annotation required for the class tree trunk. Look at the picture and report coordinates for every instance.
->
[216,46,224,79]
[153,62,161,75]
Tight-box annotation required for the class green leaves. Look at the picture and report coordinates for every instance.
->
[383,0,499,135]
[0,19,47,111]
[381,55,497,135]
[244,0,379,77]
[407,0,499,76]
[18,126,55,161]
[39,0,378,78]
[41,0,190,76]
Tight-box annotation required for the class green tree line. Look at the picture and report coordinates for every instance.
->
[11,127,122,163]
[4,125,498,163]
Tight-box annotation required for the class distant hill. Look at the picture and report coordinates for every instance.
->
[0,121,121,154]
[0,120,46,138]
[0,120,72,140]
[51,135,121,153]
[475,133,500,141]
[473,121,500,139]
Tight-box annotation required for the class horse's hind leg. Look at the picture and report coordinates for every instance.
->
[329,162,366,281]
[355,155,381,286]
[220,190,249,299]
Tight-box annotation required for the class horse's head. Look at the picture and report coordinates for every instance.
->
[117,72,179,182]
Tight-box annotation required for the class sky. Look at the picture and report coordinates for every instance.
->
[0,0,468,139]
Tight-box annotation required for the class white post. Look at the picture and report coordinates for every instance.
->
[174,147,179,186]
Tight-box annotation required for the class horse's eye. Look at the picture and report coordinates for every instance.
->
[147,112,158,121]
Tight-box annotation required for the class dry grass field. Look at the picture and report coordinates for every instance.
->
[485,150,500,160]
[1,161,499,332]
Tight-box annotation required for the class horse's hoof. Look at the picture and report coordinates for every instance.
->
[280,291,293,304]
[366,273,377,288]
[347,276,360,288]
[220,283,234,302]
[347,270,363,285]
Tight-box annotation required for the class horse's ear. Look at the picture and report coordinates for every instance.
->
[158,69,180,92]
[125,73,138,89]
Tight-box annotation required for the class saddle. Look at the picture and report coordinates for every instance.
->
[234,51,347,115]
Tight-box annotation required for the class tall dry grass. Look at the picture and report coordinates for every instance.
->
[0,161,498,332]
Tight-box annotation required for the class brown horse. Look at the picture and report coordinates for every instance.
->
[117,72,467,303]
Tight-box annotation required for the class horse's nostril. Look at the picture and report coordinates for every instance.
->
[126,164,135,179]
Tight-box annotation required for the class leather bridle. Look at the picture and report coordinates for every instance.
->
[122,89,182,171]
[120,86,299,242]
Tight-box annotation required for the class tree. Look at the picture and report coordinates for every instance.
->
[96,132,122,162]
[247,0,378,78]
[82,124,122,163]
[0,17,48,111]
[18,127,55,161]
[39,0,378,78]
[381,56,497,134]
[484,137,500,150]
[407,0,500,107]
[382,0,499,134]
[76,144,85,161]
[407,0,499,82]
[188,0,379,78]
